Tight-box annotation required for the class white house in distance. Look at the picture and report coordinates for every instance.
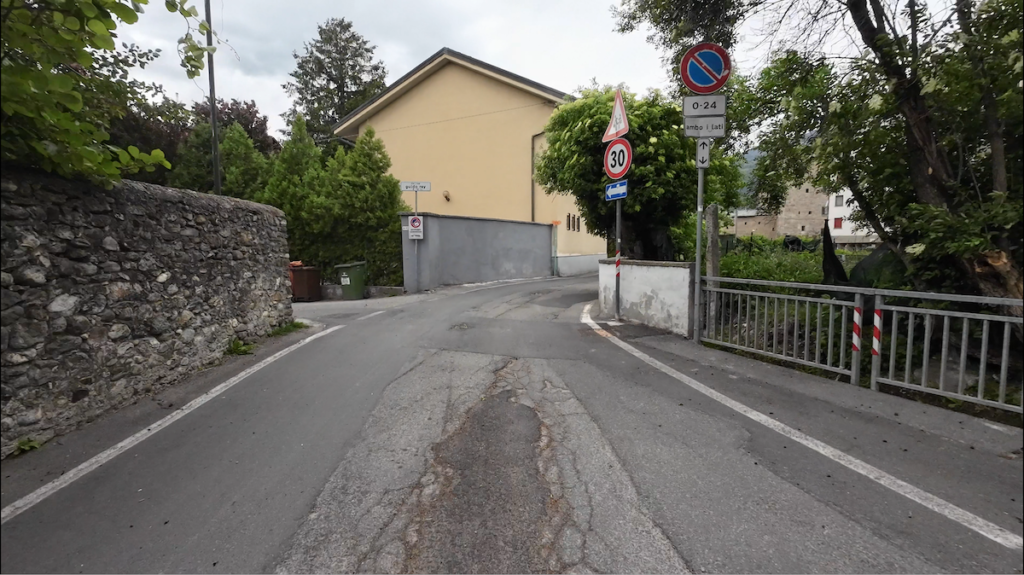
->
[826,190,879,250]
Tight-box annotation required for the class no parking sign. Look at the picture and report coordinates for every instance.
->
[408,215,424,240]
[680,43,731,94]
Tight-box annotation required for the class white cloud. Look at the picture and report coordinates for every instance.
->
[119,1,770,136]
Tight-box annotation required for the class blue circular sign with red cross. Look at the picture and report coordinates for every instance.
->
[680,43,731,94]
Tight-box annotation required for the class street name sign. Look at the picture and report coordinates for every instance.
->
[696,139,711,168]
[605,180,628,201]
[604,138,632,180]
[684,117,726,138]
[684,95,726,117]
[680,43,731,94]
[400,181,431,192]
[408,215,424,240]
[602,90,630,142]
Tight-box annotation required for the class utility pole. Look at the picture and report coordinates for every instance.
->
[204,0,221,195]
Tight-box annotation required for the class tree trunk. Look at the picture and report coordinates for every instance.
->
[843,165,928,290]
[846,0,1024,319]
[955,0,1009,195]
[848,0,955,209]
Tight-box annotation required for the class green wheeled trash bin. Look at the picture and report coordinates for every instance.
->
[334,261,367,300]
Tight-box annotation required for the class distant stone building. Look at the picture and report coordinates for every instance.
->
[727,182,881,250]
[728,183,829,238]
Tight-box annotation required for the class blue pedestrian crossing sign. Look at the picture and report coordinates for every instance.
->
[605,180,627,201]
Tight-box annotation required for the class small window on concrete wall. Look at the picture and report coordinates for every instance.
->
[835,195,844,207]
[801,225,806,231]
[834,217,843,229]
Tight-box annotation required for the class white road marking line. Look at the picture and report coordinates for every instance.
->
[461,275,569,294]
[980,421,1017,435]
[0,325,346,525]
[356,310,386,321]
[580,304,1023,550]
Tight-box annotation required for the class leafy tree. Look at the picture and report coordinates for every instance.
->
[257,115,324,263]
[616,0,1024,307]
[167,121,218,192]
[615,0,745,89]
[167,120,268,199]
[535,87,742,260]
[282,18,387,146]
[303,127,406,285]
[220,122,268,201]
[192,98,280,155]
[109,94,192,185]
[1,0,221,185]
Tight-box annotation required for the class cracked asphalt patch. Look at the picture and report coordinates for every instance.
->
[405,389,547,573]
[276,351,687,574]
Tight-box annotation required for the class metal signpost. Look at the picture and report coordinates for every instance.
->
[680,43,731,339]
[400,181,430,292]
[602,91,632,320]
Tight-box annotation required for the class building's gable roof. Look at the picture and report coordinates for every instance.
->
[332,47,567,138]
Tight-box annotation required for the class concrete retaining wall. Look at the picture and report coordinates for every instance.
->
[401,213,552,292]
[556,254,602,277]
[599,259,694,337]
[1,171,292,457]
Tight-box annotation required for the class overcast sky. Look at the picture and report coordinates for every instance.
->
[120,0,767,137]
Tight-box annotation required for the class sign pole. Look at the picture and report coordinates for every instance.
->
[603,91,631,321]
[615,198,622,319]
[680,42,730,340]
[414,190,419,293]
[694,167,704,340]
[400,181,430,293]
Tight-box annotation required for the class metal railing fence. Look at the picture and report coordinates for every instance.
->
[699,276,1023,413]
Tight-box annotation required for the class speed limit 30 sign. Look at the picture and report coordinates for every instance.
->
[604,138,632,180]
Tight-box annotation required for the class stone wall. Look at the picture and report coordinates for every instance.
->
[0,171,293,457]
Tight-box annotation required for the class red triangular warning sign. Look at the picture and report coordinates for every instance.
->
[602,90,629,142]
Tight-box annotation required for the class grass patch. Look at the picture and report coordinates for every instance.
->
[13,438,42,455]
[225,338,255,356]
[270,321,309,337]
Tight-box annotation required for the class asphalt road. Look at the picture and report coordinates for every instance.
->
[1,275,1021,573]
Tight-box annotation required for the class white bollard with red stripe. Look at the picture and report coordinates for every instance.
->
[850,294,864,386]
[852,306,862,353]
[872,309,882,356]
[869,296,883,391]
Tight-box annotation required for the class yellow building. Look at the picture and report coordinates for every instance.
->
[333,48,607,275]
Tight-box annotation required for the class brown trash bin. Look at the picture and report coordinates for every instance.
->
[289,265,322,302]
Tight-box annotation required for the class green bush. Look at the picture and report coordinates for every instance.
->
[258,119,405,287]
[720,248,822,284]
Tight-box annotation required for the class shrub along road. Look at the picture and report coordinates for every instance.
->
[1,276,1021,573]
